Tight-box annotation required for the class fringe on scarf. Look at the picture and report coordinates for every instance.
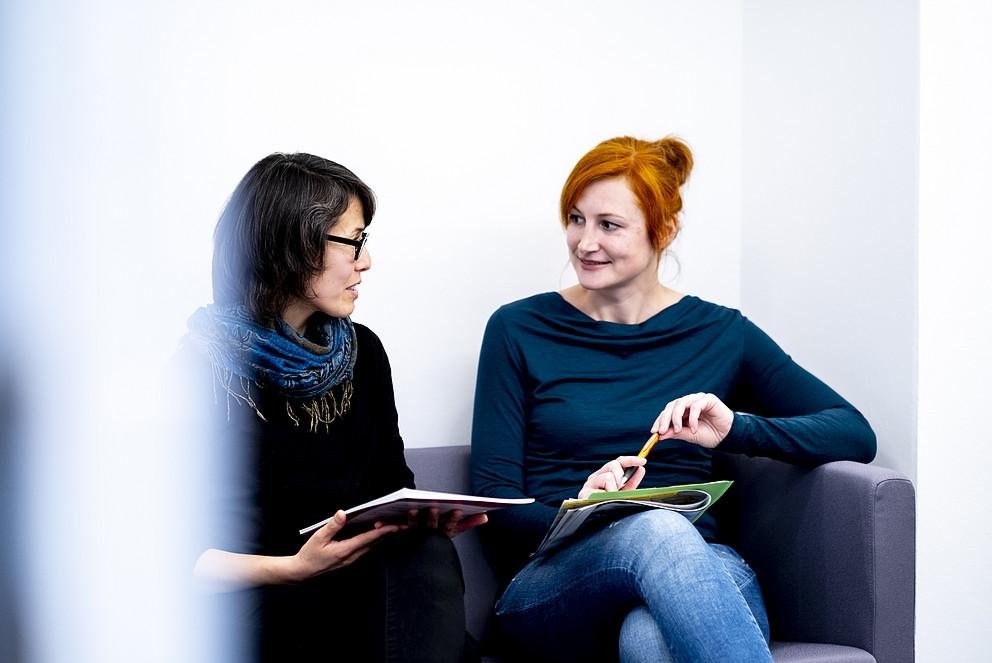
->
[288,381,353,433]
[210,362,353,432]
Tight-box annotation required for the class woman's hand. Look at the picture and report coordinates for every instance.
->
[577,456,647,499]
[406,507,489,539]
[291,510,401,581]
[651,392,734,449]
[194,512,400,590]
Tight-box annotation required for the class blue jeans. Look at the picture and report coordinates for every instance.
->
[495,510,772,663]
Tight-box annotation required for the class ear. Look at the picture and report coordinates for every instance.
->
[652,222,674,252]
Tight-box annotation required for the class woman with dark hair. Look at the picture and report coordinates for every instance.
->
[185,153,483,663]
[471,136,876,662]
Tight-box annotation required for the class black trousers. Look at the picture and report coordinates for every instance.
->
[222,530,473,663]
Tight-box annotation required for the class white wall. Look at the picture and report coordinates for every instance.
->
[741,0,919,480]
[16,1,989,660]
[145,0,746,448]
[3,2,746,661]
[918,2,992,660]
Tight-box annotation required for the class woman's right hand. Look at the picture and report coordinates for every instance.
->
[290,510,401,581]
[577,456,647,499]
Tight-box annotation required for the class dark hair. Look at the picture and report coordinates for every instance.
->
[212,153,375,323]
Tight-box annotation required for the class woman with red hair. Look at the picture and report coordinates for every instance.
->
[471,136,876,662]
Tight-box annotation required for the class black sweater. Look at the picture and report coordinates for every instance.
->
[197,323,415,557]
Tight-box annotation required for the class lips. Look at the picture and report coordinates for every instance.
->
[578,257,610,269]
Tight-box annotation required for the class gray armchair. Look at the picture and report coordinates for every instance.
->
[406,446,915,662]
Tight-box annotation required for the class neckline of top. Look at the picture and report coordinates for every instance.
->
[549,291,696,328]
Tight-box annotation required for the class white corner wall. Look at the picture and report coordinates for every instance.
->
[142,1,746,449]
[15,0,992,660]
[741,0,919,480]
[2,3,746,661]
[918,2,992,660]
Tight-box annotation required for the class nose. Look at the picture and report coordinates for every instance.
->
[576,224,600,254]
[356,247,372,272]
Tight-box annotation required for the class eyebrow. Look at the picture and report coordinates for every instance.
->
[341,222,365,237]
[572,206,627,221]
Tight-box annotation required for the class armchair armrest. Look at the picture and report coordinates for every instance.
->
[713,454,915,663]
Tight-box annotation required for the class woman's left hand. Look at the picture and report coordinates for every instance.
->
[405,508,488,539]
[651,392,734,449]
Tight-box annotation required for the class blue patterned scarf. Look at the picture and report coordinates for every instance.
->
[186,304,357,428]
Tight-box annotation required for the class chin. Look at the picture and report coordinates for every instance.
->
[576,274,615,291]
[317,302,356,319]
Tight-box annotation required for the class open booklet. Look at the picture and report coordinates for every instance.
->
[300,488,534,535]
[533,480,732,557]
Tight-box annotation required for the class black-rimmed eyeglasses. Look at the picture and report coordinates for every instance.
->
[325,231,369,260]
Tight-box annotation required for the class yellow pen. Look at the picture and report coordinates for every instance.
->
[619,432,661,487]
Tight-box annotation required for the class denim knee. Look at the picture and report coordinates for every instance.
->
[604,510,707,564]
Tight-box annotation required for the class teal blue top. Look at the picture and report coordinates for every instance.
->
[470,292,876,578]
